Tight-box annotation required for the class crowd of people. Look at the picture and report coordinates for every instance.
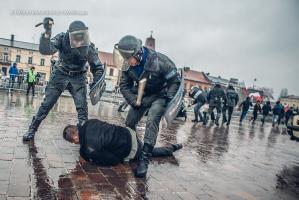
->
[188,83,297,128]
[1,62,41,96]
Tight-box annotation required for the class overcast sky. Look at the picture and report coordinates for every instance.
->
[1,0,298,98]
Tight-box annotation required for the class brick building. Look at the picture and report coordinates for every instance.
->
[183,69,212,92]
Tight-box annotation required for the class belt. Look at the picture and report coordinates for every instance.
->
[58,66,86,76]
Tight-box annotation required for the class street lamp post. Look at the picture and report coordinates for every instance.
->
[253,78,257,89]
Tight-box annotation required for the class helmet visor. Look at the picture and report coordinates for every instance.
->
[114,44,135,60]
[69,30,90,48]
[113,47,130,71]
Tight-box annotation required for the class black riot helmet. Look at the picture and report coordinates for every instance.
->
[68,21,90,48]
[115,35,143,60]
[113,35,143,71]
[227,84,235,90]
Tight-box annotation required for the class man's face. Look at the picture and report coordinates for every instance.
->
[64,126,80,144]
[72,39,85,48]
[128,57,138,66]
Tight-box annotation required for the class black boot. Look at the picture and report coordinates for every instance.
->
[215,116,220,126]
[23,117,41,141]
[135,143,153,178]
[222,117,227,124]
[203,116,208,125]
[172,143,183,152]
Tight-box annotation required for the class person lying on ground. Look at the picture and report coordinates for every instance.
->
[63,119,183,170]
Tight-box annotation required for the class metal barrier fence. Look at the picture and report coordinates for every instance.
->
[0,77,45,94]
[0,77,125,105]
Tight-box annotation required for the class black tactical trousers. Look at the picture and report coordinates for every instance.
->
[223,106,234,123]
[194,102,204,121]
[208,104,222,121]
[135,137,174,159]
[34,68,88,124]
[125,98,166,147]
[26,82,35,95]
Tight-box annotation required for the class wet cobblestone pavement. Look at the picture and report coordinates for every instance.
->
[0,91,298,200]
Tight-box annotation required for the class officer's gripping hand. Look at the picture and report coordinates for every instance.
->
[130,99,141,109]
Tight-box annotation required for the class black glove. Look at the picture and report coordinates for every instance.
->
[165,96,173,104]
[90,70,103,90]
[89,82,95,90]
[43,17,54,35]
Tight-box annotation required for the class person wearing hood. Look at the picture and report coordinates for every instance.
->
[8,62,18,89]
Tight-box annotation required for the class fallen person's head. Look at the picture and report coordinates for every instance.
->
[63,125,80,144]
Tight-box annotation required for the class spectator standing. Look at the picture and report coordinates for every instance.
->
[8,62,18,89]
[17,69,24,88]
[26,67,37,96]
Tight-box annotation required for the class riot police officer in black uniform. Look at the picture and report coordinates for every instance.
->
[204,82,227,126]
[23,18,104,141]
[222,84,239,125]
[114,35,181,178]
[189,86,207,122]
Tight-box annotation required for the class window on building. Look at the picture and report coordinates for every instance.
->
[109,68,114,76]
[40,58,45,66]
[16,55,21,63]
[3,53,8,62]
[17,49,21,53]
[29,51,34,55]
[28,57,33,64]
[3,47,9,52]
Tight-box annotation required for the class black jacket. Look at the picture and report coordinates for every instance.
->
[262,104,272,115]
[119,47,181,107]
[39,33,104,80]
[207,85,227,106]
[226,89,239,107]
[253,104,262,114]
[189,88,207,104]
[79,119,132,166]
[240,99,253,112]
[286,109,294,118]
